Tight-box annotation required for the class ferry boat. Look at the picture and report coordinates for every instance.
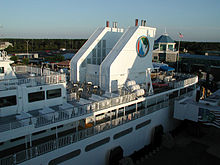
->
[0,19,198,165]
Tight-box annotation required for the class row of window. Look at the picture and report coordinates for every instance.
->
[28,88,62,102]
[49,149,81,165]
[0,95,16,108]
[82,40,107,66]
[154,44,174,51]
[0,88,62,108]
[48,119,151,164]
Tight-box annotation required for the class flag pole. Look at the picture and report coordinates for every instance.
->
[177,32,183,72]
[177,39,180,72]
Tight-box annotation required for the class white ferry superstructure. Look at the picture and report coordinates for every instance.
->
[0,20,198,165]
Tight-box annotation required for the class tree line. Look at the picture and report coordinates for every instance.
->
[1,38,220,55]
[176,41,220,55]
[1,39,87,53]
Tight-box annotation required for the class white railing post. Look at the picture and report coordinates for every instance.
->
[13,154,16,164]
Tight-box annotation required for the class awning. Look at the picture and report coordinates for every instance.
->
[160,65,175,71]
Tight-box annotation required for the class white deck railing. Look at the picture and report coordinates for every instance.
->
[14,66,58,76]
[0,74,197,133]
[0,66,66,91]
[0,101,164,165]
[169,76,198,89]
[0,93,137,133]
[0,90,195,165]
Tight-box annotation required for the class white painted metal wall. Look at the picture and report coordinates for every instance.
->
[0,61,16,80]
[0,83,66,117]
[20,106,177,165]
[70,27,124,84]
[100,26,156,92]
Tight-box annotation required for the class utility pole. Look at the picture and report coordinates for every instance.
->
[26,40,29,58]
[32,39,33,52]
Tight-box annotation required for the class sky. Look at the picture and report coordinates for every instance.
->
[0,0,220,42]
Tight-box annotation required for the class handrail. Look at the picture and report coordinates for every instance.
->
[0,93,137,133]
[0,90,195,164]
[0,74,197,132]
[0,66,66,91]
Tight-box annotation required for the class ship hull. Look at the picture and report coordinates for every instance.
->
[21,106,178,165]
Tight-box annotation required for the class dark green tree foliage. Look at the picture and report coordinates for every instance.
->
[175,41,220,54]
[45,54,65,62]
[22,58,29,65]
[10,55,18,63]
[2,39,87,53]
[2,38,220,56]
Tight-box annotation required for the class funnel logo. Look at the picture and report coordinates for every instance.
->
[136,36,150,57]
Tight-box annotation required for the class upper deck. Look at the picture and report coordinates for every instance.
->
[0,72,198,137]
[0,66,66,91]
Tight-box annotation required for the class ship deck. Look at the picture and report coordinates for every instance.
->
[0,72,198,133]
[0,65,66,91]
[0,72,198,164]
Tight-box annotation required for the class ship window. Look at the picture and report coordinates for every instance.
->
[169,91,178,99]
[125,105,136,115]
[0,95,17,108]
[92,58,96,65]
[97,48,101,57]
[32,130,46,136]
[102,49,106,58]
[47,88,61,99]
[180,88,186,95]
[81,60,86,67]
[187,85,194,92]
[10,136,25,142]
[147,98,156,107]
[113,128,133,140]
[136,120,151,130]
[92,49,96,57]
[85,137,110,152]
[102,40,106,48]
[57,125,64,128]
[98,41,101,48]
[49,149,81,165]
[118,108,124,117]
[87,58,91,64]
[28,91,45,102]
[0,67,4,73]
[97,58,101,65]
[51,127,56,130]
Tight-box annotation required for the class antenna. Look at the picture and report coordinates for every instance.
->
[164,27,168,36]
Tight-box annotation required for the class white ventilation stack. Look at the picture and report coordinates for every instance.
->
[136,89,145,97]
[144,20,147,26]
[126,80,136,87]
[141,20,144,26]
[130,84,140,92]
[113,22,118,28]
[71,19,156,92]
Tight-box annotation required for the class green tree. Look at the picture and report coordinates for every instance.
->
[10,56,18,63]
[22,58,29,65]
